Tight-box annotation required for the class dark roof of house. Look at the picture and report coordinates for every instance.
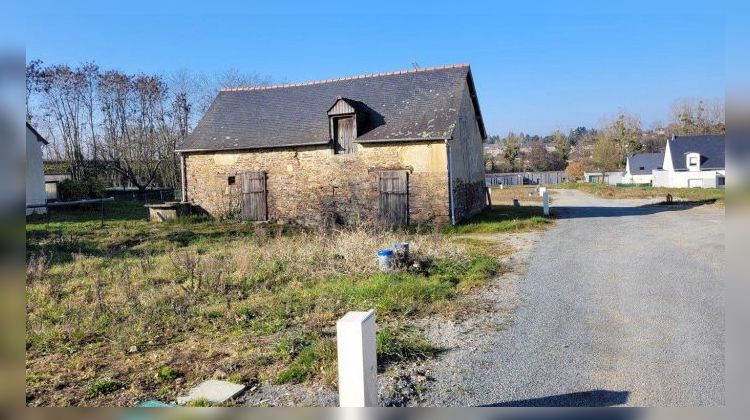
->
[178,64,486,152]
[668,134,725,170]
[26,122,48,145]
[627,152,663,175]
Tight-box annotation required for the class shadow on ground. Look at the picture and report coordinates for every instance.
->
[483,389,630,407]
[553,200,717,219]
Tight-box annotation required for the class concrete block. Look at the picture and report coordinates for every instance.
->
[337,310,377,407]
[176,380,245,405]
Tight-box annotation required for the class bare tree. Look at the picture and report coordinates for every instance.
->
[98,71,175,192]
[33,64,90,179]
[669,98,725,135]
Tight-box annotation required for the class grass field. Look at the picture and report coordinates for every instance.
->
[26,200,549,406]
[487,186,542,204]
[554,182,725,203]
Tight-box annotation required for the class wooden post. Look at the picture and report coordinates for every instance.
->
[543,191,550,216]
[337,310,377,407]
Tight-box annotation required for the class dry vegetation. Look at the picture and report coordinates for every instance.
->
[25,200,549,406]
[488,186,542,204]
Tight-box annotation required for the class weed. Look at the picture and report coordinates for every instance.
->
[376,325,439,367]
[185,398,211,407]
[88,377,121,397]
[157,366,180,382]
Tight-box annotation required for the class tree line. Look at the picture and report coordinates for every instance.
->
[485,98,725,178]
[26,60,270,192]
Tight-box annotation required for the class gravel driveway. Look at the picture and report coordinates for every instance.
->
[422,188,725,407]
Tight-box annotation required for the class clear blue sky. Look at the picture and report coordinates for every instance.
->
[20,1,724,136]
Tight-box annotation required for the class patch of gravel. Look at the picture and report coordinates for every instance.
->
[414,231,543,406]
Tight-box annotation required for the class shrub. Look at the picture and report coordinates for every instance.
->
[157,366,180,382]
[87,377,120,397]
[564,161,587,181]
[58,178,105,201]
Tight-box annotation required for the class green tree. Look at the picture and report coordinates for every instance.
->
[591,134,622,181]
[551,130,571,162]
[601,111,642,167]
[502,132,521,171]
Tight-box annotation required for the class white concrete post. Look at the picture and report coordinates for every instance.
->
[538,186,547,197]
[337,310,377,407]
[543,190,550,216]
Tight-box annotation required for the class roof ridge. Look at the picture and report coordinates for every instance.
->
[220,64,470,92]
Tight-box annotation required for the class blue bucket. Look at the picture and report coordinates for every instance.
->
[378,249,394,257]
[377,248,395,271]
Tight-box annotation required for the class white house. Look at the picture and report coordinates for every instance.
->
[622,152,663,185]
[583,171,624,185]
[26,122,48,215]
[652,134,725,188]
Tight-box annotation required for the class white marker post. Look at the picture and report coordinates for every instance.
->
[538,186,547,197]
[337,310,378,407]
[543,190,550,216]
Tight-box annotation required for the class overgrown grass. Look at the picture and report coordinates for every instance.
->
[555,182,725,202]
[25,199,541,406]
[442,205,552,235]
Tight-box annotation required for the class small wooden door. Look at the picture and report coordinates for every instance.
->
[378,171,409,225]
[241,171,267,221]
[334,117,355,154]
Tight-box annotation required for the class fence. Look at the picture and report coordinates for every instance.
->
[106,187,176,203]
[486,171,567,186]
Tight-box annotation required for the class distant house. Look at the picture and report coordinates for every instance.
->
[26,123,48,215]
[622,152,663,185]
[177,64,488,226]
[653,135,725,188]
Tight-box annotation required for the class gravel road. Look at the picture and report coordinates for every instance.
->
[422,188,725,407]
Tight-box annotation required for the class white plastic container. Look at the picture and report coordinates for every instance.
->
[377,249,395,272]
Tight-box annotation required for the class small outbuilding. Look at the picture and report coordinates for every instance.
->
[177,64,488,225]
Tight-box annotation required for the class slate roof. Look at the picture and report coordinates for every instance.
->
[178,64,485,152]
[627,152,663,175]
[668,134,725,171]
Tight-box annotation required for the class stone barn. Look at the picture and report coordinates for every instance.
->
[177,64,487,226]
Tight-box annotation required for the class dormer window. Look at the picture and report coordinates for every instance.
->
[328,97,361,154]
[686,152,701,171]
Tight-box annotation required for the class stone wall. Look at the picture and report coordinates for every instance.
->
[448,80,487,221]
[184,141,452,225]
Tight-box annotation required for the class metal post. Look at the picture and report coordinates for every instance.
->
[543,191,549,216]
[100,197,105,227]
[337,310,377,407]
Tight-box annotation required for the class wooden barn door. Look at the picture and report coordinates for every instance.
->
[241,171,267,221]
[378,171,409,226]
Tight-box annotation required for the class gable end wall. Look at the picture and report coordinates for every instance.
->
[448,80,487,221]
